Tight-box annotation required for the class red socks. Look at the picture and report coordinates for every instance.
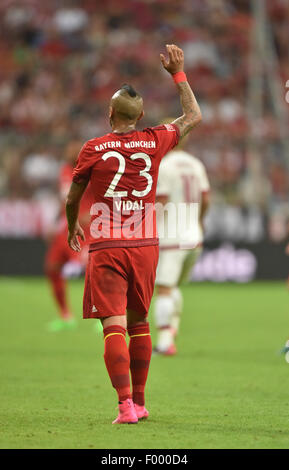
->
[128,323,152,406]
[103,325,131,402]
[103,323,152,406]
[46,270,69,318]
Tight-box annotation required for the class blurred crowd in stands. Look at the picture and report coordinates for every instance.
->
[0,0,288,241]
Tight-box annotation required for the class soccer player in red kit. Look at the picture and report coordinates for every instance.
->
[45,140,93,332]
[66,45,202,423]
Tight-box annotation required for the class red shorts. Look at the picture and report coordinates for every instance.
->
[45,229,88,268]
[83,245,159,319]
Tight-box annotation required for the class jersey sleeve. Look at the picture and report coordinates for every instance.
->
[149,124,180,157]
[72,141,95,184]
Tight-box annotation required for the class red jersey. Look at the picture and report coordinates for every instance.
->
[72,124,180,250]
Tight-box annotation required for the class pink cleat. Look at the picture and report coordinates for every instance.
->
[164,344,177,356]
[153,344,177,356]
[134,403,149,420]
[112,399,138,424]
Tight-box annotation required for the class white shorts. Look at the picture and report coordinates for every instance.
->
[155,246,202,287]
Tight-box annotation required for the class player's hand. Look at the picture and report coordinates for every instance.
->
[68,223,85,252]
[160,44,184,75]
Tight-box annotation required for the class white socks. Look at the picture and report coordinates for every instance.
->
[154,289,183,351]
[154,295,175,351]
[170,288,183,334]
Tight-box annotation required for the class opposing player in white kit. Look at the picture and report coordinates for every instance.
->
[153,137,210,355]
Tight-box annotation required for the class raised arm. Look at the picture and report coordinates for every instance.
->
[160,44,202,137]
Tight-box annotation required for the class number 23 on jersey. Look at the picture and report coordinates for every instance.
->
[102,151,153,199]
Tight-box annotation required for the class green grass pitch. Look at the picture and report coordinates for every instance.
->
[1,277,289,449]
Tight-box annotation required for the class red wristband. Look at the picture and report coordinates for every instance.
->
[172,71,187,84]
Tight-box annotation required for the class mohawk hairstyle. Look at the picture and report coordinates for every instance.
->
[110,84,143,122]
[120,83,138,98]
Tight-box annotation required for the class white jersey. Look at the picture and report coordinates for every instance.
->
[156,150,210,248]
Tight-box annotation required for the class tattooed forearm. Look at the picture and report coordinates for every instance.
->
[159,44,201,137]
[66,181,88,232]
[172,81,202,137]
